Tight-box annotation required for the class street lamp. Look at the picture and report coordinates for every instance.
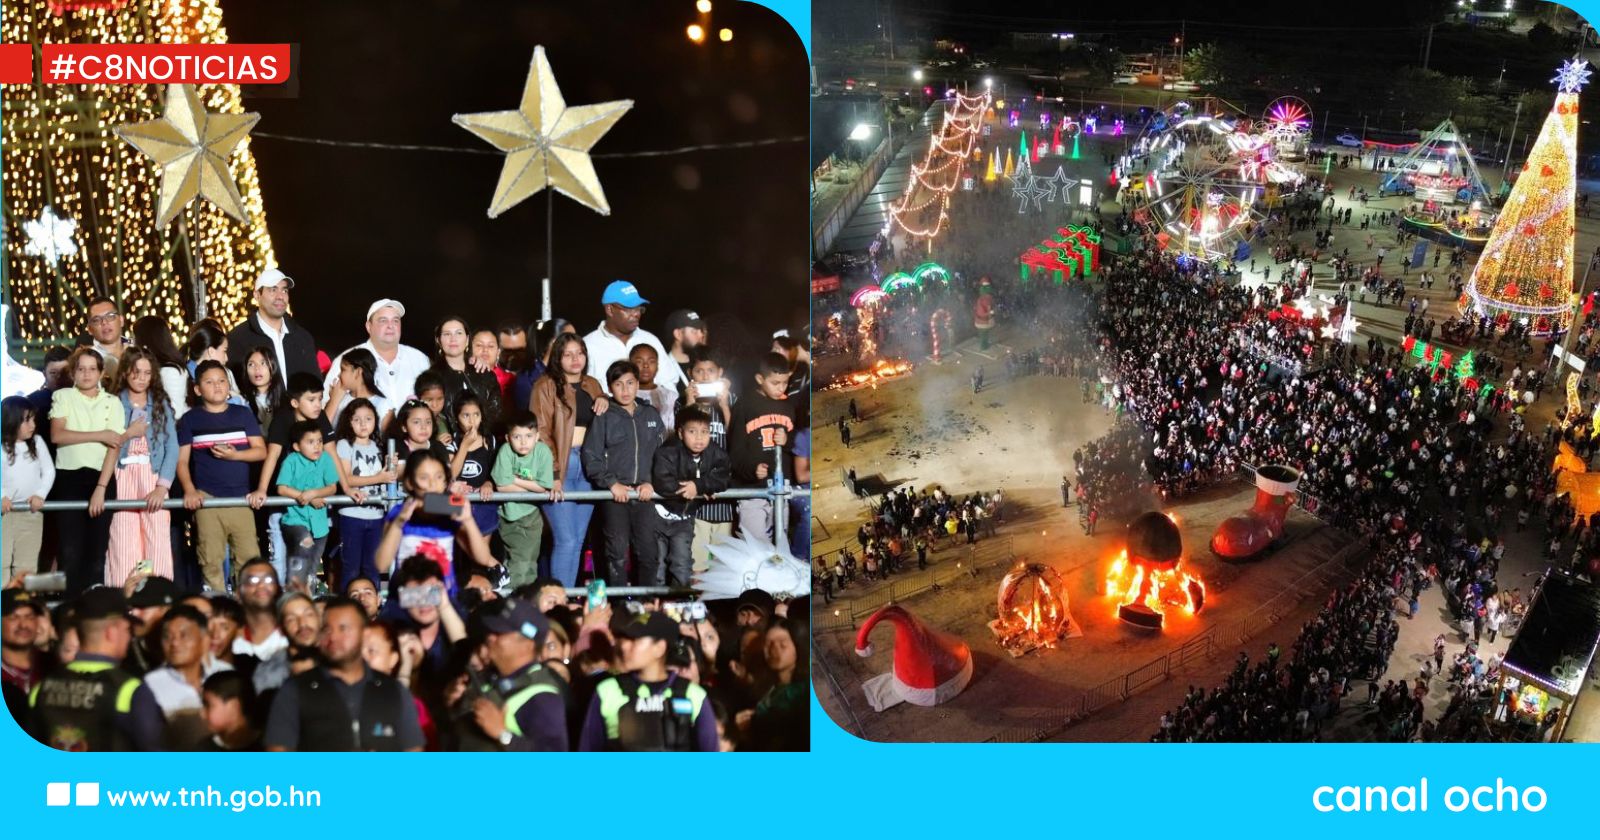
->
[696,0,712,12]
[913,68,924,81]
[984,77,993,89]
[849,123,875,141]
[686,23,705,43]
[719,27,733,42]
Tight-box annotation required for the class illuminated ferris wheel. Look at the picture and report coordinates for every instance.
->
[1135,115,1263,260]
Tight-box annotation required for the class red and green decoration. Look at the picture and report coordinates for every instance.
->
[1020,225,1101,283]
[1402,337,1495,393]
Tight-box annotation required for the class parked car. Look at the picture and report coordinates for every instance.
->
[1162,79,1199,92]
[1112,73,1140,85]
[1333,133,1363,147]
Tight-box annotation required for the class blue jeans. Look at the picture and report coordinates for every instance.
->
[543,448,595,586]
[339,513,384,589]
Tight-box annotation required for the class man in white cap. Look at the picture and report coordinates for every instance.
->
[322,299,431,403]
[583,280,681,395]
[226,267,321,386]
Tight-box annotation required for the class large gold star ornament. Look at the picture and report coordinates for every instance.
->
[115,84,260,229]
[453,46,633,217]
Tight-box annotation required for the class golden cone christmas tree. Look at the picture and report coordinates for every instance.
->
[3,0,276,342]
[1464,58,1590,335]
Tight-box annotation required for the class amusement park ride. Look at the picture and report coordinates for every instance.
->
[1123,97,1313,260]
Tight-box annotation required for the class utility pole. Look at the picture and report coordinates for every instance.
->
[1505,95,1524,187]
[1422,23,1434,71]
[886,0,895,60]
[1178,20,1186,79]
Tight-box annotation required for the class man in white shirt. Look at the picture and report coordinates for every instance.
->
[583,280,681,394]
[323,298,431,403]
[226,267,321,385]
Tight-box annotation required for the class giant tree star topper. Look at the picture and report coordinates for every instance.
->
[454,46,633,218]
[1553,57,1593,94]
[115,84,260,228]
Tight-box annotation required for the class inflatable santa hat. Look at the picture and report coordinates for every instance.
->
[856,604,972,707]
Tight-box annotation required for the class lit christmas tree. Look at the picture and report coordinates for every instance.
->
[1463,58,1589,335]
[3,0,275,344]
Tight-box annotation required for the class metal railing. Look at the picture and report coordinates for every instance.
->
[36,482,810,598]
[980,630,1219,743]
[814,536,1016,629]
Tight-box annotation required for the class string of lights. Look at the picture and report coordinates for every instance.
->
[887,91,988,245]
[250,132,806,159]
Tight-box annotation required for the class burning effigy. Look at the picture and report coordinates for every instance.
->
[826,357,914,391]
[988,562,1081,656]
[1104,511,1206,630]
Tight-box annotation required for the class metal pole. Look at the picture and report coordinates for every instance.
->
[1505,97,1523,187]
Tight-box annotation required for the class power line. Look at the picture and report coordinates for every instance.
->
[249,132,806,158]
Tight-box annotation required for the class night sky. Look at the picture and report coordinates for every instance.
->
[222,0,808,360]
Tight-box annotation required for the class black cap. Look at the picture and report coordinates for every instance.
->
[75,587,130,622]
[127,575,181,608]
[2,589,43,617]
[478,598,548,641]
[664,309,706,332]
[613,610,679,644]
[735,588,776,620]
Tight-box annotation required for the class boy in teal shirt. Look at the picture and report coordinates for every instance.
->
[492,411,553,588]
[276,420,339,589]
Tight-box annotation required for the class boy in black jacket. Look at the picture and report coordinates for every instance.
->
[582,361,666,586]
[728,353,796,541]
[652,407,732,587]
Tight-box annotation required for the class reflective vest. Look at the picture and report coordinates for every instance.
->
[29,660,140,752]
[454,663,563,751]
[594,673,706,752]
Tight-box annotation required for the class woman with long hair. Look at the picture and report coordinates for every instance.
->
[428,316,503,436]
[517,318,573,413]
[326,347,392,430]
[132,315,192,420]
[736,617,809,751]
[105,347,179,584]
[531,332,608,585]
[48,347,127,595]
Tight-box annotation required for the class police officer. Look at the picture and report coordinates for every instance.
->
[577,611,718,751]
[263,596,424,751]
[455,597,568,751]
[29,588,165,751]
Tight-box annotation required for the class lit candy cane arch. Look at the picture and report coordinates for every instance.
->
[885,92,991,249]
[929,309,952,361]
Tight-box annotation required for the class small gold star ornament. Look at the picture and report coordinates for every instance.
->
[115,84,260,228]
[453,46,633,217]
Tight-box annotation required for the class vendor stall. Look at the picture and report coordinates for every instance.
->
[1495,569,1600,741]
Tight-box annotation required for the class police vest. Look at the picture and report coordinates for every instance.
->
[454,663,564,751]
[595,673,706,752]
[29,660,140,752]
[291,668,410,751]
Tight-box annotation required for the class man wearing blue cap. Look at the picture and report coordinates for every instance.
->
[583,280,683,395]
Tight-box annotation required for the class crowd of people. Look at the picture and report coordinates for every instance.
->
[813,483,1004,602]
[1,269,812,751]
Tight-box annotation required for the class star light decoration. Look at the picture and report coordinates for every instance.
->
[115,84,260,228]
[20,205,78,267]
[1041,166,1071,203]
[1553,57,1593,95]
[453,46,633,218]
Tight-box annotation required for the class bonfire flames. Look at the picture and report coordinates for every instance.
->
[828,358,915,391]
[1104,512,1207,630]
[988,563,1076,656]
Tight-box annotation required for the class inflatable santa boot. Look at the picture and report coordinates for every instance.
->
[1210,465,1300,559]
[856,604,972,709]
